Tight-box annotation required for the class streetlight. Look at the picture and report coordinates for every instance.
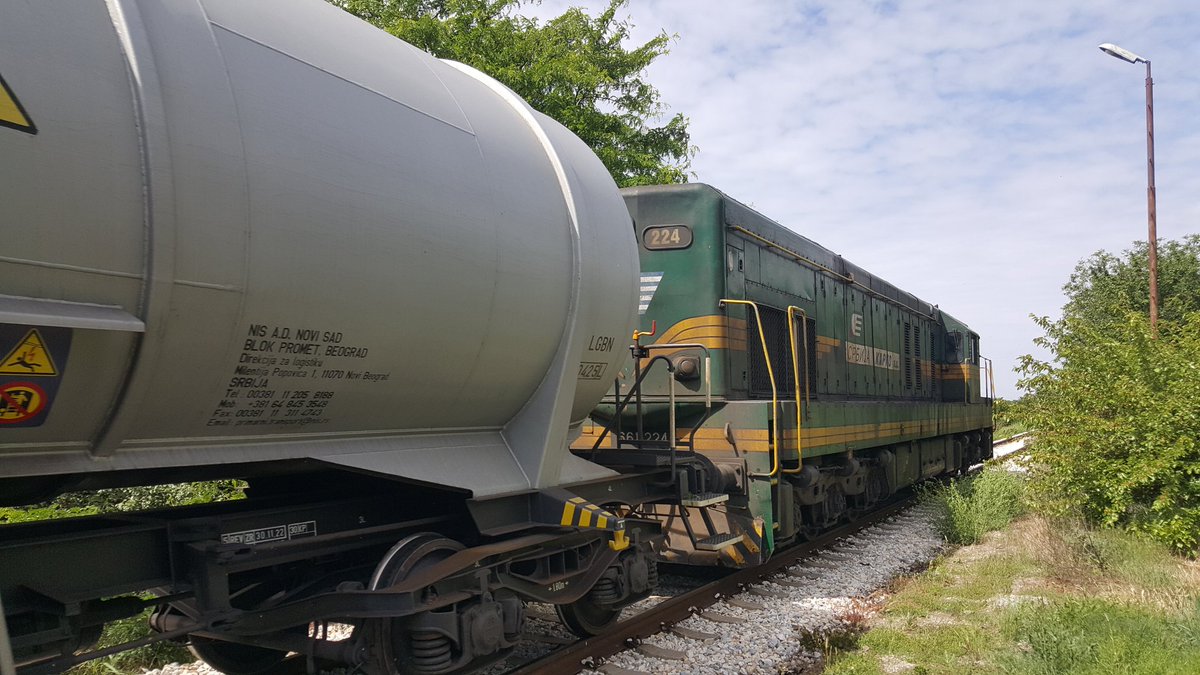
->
[1099,42,1159,336]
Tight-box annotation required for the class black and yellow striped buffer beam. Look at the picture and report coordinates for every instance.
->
[536,488,630,550]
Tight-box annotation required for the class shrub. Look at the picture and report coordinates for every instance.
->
[53,480,247,513]
[991,397,1030,439]
[1018,237,1200,557]
[922,468,1026,545]
[1018,312,1200,556]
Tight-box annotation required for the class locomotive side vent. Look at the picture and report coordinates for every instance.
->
[747,305,796,399]
[903,322,913,391]
[914,326,923,391]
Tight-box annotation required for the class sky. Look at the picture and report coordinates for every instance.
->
[529,0,1200,398]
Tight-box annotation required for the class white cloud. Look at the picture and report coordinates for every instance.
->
[533,0,1200,396]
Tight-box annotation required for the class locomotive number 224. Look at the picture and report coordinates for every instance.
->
[642,225,693,250]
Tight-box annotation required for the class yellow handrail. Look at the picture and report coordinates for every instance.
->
[784,306,810,474]
[719,299,779,478]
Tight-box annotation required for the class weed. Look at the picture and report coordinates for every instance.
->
[920,469,1025,545]
[1002,596,1200,674]
[795,600,876,662]
[66,611,191,675]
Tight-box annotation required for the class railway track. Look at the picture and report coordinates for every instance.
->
[497,435,1024,675]
[509,496,918,675]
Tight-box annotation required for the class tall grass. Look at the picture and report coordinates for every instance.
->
[68,612,192,675]
[1003,596,1200,674]
[921,468,1025,545]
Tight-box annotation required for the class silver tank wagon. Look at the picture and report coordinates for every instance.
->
[0,0,639,500]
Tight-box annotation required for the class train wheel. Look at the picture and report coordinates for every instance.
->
[188,636,300,675]
[826,484,847,525]
[367,533,465,674]
[555,595,621,637]
[865,464,887,506]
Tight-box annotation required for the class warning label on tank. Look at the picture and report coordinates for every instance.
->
[1,329,58,375]
[0,73,36,134]
[0,325,72,427]
[205,323,392,429]
[0,382,46,425]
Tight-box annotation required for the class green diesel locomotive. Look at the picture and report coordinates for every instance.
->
[575,183,994,568]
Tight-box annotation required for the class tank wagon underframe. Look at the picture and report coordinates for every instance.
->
[2,469,672,673]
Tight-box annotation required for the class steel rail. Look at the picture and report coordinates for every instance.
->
[512,435,1011,675]
[512,494,918,675]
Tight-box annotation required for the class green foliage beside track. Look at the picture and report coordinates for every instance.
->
[921,469,1026,545]
[1063,235,1200,327]
[67,612,193,675]
[1,483,246,673]
[330,0,694,187]
[0,481,246,524]
[824,516,1200,675]
[1002,596,1200,675]
[1018,236,1200,556]
[991,397,1029,439]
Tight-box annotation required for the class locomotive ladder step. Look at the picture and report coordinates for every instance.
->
[694,533,743,551]
[680,492,729,507]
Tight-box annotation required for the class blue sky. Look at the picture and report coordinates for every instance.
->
[531,0,1200,397]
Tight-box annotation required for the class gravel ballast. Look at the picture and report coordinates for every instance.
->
[585,504,945,675]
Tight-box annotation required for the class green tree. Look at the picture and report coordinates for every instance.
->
[1063,235,1200,328]
[330,0,693,187]
[1018,237,1200,556]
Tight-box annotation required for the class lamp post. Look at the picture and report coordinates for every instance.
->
[1098,42,1159,336]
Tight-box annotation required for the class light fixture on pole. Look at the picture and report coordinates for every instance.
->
[1098,42,1159,336]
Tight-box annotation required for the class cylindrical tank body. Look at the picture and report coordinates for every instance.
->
[0,0,638,497]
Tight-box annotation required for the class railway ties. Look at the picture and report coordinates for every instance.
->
[504,440,1008,675]
[510,495,925,675]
